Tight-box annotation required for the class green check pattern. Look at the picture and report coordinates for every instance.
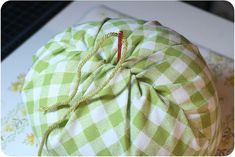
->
[22,18,221,155]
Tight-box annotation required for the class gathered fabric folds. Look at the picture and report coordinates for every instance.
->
[22,18,221,156]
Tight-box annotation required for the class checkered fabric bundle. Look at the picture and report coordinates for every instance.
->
[22,18,221,155]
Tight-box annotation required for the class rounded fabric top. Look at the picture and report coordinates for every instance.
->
[22,18,221,156]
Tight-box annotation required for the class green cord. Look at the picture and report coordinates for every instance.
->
[38,32,128,156]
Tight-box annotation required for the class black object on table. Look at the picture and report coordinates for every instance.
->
[1,1,71,61]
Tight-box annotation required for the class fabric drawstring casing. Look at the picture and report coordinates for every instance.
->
[38,32,128,156]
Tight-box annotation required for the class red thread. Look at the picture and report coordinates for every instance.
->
[117,31,123,63]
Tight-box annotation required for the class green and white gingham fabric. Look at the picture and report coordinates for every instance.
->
[21,18,221,156]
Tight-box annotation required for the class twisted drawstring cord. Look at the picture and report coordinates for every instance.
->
[38,32,128,156]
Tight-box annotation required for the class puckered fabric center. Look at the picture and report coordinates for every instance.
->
[22,18,221,156]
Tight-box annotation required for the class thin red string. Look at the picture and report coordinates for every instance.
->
[117,31,123,63]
